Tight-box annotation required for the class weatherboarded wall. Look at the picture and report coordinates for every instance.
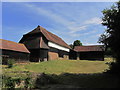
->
[77,51,104,61]
[1,49,29,64]
[29,49,48,62]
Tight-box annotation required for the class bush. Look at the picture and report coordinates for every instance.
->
[7,59,15,68]
[2,72,34,89]
[2,75,15,89]
[105,62,120,75]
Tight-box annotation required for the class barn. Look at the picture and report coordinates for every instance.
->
[74,45,105,61]
[19,25,71,62]
[0,39,30,64]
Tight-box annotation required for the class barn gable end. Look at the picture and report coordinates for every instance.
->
[19,25,71,61]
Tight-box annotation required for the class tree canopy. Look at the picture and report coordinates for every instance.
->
[99,1,120,74]
[69,40,83,49]
[73,40,82,48]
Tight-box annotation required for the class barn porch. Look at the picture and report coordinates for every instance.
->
[29,49,48,62]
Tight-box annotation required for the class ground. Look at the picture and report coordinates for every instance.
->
[2,57,119,88]
[3,58,113,74]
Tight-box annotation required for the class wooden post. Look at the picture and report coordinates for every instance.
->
[39,58,41,62]
[77,53,80,60]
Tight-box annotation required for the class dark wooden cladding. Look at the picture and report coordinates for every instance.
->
[20,33,49,49]
[29,49,48,62]
[1,49,29,64]
[78,51,104,61]
[74,45,105,61]
[69,49,77,60]
[19,30,49,61]
[19,25,71,61]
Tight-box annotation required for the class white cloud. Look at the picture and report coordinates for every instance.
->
[83,42,101,45]
[24,4,70,25]
[84,17,102,25]
[23,3,88,34]
[69,25,87,34]
[23,4,103,38]
[69,29,97,37]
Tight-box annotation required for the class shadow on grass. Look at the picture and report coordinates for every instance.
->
[35,73,119,89]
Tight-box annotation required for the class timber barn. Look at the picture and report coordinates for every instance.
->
[0,39,30,64]
[74,45,105,61]
[19,25,71,62]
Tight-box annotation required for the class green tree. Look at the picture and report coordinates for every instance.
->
[99,1,120,74]
[73,40,82,48]
[69,44,73,49]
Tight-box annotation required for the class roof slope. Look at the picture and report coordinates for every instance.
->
[74,45,105,52]
[0,39,30,53]
[25,25,71,49]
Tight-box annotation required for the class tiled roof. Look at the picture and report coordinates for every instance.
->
[74,45,105,52]
[25,25,71,49]
[0,39,30,53]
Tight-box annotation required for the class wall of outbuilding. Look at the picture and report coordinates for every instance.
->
[48,47,69,60]
[77,51,104,61]
[1,49,29,64]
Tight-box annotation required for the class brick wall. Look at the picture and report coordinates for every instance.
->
[48,52,58,60]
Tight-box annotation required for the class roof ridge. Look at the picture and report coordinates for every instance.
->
[23,25,71,49]
[75,45,103,47]
[39,25,62,40]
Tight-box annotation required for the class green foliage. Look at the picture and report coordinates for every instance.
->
[7,59,15,68]
[104,47,113,56]
[2,72,34,89]
[69,40,83,49]
[2,75,15,89]
[99,0,120,74]
[69,44,73,49]
[73,40,82,48]
[24,73,33,88]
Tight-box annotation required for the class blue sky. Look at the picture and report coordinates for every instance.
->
[2,2,114,45]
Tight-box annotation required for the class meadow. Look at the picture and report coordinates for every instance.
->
[2,57,119,88]
[3,58,113,75]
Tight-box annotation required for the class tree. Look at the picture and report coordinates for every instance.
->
[73,40,82,48]
[69,44,73,49]
[99,1,120,74]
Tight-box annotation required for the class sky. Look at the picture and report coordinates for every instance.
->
[2,1,115,45]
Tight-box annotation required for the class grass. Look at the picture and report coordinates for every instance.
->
[2,57,119,88]
[3,58,112,75]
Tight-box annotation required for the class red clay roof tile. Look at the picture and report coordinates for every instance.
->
[0,39,30,53]
[74,45,105,52]
[26,25,71,49]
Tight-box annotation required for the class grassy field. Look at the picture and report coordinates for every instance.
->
[3,58,113,75]
[2,58,119,88]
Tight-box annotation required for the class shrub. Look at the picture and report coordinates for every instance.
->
[2,72,34,89]
[2,75,15,89]
[7,59,15,68]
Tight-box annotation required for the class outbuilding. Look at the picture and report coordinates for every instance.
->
[19,25,71,62]
[74,45,105,60]
[0,39,30,64]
